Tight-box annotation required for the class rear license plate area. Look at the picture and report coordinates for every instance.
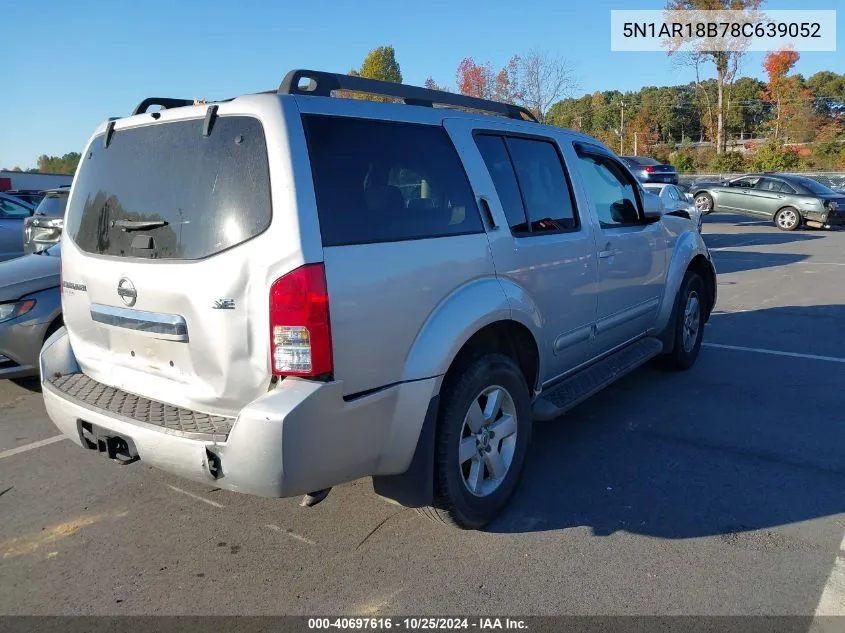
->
[78,420,139,465]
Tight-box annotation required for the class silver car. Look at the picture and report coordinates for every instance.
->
[0,244,62,379]
[644,183,703,232]
[0,192,35,262]
[41,70,715,529]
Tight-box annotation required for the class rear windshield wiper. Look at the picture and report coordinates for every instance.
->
[111,219,169,232]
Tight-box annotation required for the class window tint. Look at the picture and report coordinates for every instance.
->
[67,116,271,259]
[474,135,528,231]
[0,198,31,218]
[304,116,482,246]
[505,137,579,232]
[575,151,642,227]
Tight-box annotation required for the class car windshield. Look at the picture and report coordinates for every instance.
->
[788,176,837,196]
[34,193,68,217]
[643,185,663,194]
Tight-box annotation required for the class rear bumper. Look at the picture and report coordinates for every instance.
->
[40,328,438,498]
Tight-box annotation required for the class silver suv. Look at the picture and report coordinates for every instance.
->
[41,70,716,529]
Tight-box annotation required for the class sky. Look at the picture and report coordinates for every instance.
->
[2,0,843,169]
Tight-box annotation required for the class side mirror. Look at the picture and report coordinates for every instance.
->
[642,190,665,220]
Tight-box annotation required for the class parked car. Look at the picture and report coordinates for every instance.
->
[644,183,703,232]
[692,173,845,231]
[24,188,69,253]
[0,244,62,379]
[620,156,679,185]
[0,192,35,262]
[4,190,46,206]
[41,70,716,529]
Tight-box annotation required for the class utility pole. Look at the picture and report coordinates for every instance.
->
[633,131,638,156]
[619,102,626,155]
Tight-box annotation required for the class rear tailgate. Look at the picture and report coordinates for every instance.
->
[60,98,318,416]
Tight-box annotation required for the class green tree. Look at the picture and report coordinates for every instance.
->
[709,151,747,172]
[358,46,402,83]
[750,141,800,171]
[36,152,81,175]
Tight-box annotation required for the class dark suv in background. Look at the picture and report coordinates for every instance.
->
[622,156,679,185]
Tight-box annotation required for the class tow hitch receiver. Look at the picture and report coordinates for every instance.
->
[78,420,140,465]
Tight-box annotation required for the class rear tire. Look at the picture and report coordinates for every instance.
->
[661,271,705,371]
[417,353,532,529]
[774,207,801,231]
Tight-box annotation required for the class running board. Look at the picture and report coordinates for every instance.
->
[533,338,664,421]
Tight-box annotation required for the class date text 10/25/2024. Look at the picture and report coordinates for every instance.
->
[307,618,528,630]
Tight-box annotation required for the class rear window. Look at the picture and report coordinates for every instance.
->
[34,193,68,218]
[303,115,482,246]
[66,116,271,259]
[626,156,662,166]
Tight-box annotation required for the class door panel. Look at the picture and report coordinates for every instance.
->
[444,119,599,381]
[572,148,668,353]
[753,178,789,216]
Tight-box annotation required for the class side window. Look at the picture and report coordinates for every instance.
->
[475,134,579,234]
[758,178,779,192]
[778,181,796,194]
[666,187,680,201]
[505,137,579,232]
[474,135,529,232]
[303,116,482,246]
[0,198,31,218]
[575,150,642,228]
[731,177,759,189]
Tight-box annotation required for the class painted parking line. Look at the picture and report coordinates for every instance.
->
[166,484,225,509]
[265,523,316,546]
[704,343,845,364]
[0,435,66,461]
[815,532,845,617]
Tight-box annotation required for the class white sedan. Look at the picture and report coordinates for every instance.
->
[644,183,703,232]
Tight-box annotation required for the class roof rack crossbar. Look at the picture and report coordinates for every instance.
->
[132,97,195,116]
[278,69,539,122]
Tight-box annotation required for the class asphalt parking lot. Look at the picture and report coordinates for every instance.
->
[1,213,845,616]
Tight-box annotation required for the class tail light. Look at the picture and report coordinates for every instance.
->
[269,264,332,377]
[645,166,656,173]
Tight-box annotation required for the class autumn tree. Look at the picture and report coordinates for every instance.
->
[761,47,800,140]
[665,0,765,154]
[456,58,496,99]
[456,52,574,121]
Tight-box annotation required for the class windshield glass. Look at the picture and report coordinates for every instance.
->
[34,194,68,218]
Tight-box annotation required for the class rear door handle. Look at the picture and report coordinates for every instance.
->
[598,249,617,259]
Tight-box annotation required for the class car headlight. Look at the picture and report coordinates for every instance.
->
[0,300,36,323]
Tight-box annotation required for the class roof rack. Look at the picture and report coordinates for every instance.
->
[278,69,539,123]
[131,97,194,116]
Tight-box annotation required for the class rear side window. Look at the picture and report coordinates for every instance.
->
[475,133,579,234]
[66,116,271,260]
[303,116,482,246]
